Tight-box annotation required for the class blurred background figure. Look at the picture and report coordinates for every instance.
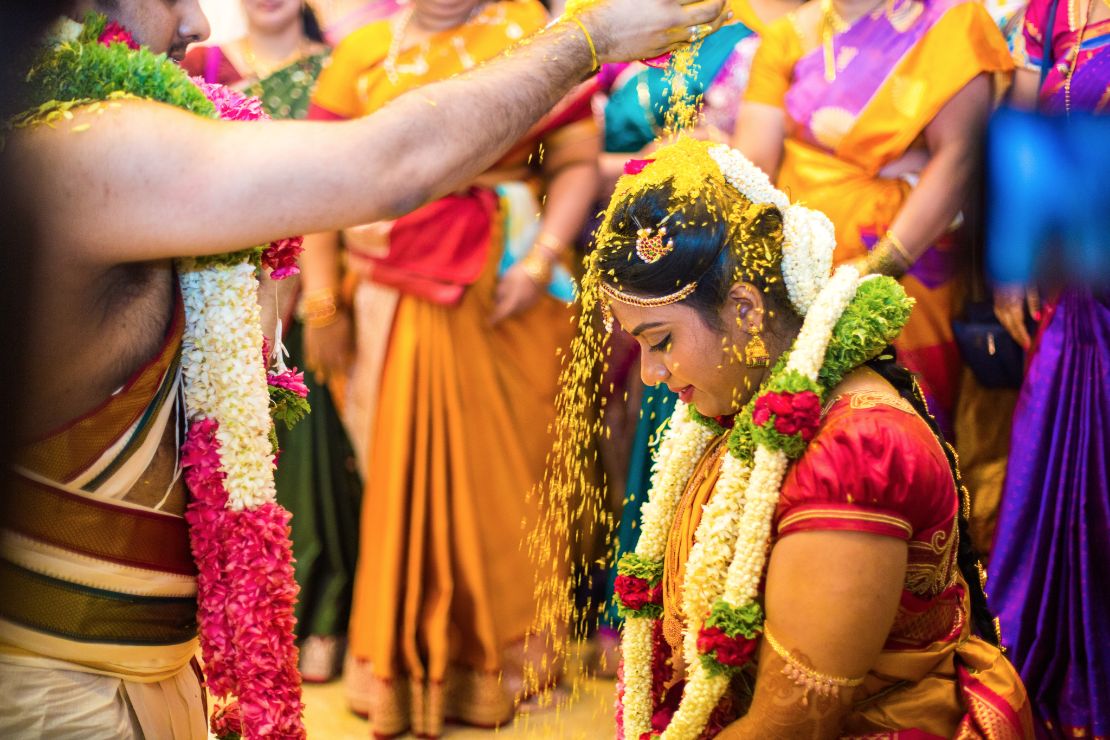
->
[299,0,598,735]
[587,0,802,678]
[736,0,1013,441]
[184,0,363,686]
[988,0,1110,736]
[314,0,401,44]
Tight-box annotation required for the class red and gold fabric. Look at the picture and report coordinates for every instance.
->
[661,392,1032,737]
[0,294,205,739]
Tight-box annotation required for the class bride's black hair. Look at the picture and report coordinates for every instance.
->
[594,180,797,335]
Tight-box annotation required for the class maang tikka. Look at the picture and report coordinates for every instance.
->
[634,214,676,264]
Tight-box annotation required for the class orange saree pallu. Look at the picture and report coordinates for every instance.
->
[311,2,585,735]
[0,296,207,739]
[660,395,1031,737]
[744,0,1013,433]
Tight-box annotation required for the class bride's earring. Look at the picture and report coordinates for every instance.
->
[744,323,769,368]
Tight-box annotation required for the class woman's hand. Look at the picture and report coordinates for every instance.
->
[304,309,354,384]
[993,284,1041,350]
[489,262,545,326]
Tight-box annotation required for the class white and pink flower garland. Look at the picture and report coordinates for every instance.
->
[179,80,308,739]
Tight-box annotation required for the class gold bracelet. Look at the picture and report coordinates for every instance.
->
[883,230,914,267]
[567,15,599,72]
[533,232,569,260]
[519,250,553,286]
[866,242,906,278]
[299,289,339,328]
[763,624,865,699]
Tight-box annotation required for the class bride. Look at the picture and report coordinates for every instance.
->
[584,138,1032,738]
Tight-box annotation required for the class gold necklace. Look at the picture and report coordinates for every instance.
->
[383,2,500,86]
[241,37,308,81]
[820,0,886,82]
[1064,0,1096,115]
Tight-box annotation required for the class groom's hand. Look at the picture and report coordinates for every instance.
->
[576,0,730,64]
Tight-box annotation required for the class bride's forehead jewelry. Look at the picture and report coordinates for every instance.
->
[599,280,698,334]
[635,226,675,264]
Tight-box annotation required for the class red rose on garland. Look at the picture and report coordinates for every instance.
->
[99,21,139,50]
[211,699,244,740]
[615,574,662,613]
[696,626,758,667]
[752,390,822,442]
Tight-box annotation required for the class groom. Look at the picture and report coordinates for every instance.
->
[0,0,728,737]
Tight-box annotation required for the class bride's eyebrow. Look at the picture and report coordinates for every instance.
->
[631,321,667,336]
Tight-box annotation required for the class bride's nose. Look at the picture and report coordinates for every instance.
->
[640,355,670,387]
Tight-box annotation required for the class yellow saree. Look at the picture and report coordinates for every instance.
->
[744,0,1013,433]
[311,2,581,736]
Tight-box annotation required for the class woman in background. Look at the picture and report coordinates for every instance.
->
[991,0,1110,735]
[301,0,599,735]
[183,0,362,685]
[736,0,1014,438]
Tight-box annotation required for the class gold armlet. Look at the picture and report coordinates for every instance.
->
[762,625,865,701]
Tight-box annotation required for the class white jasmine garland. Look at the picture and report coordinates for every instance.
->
[707,145,836,316]
[179,259,277,510]
[680,451,750,666]
[621,409,717,739]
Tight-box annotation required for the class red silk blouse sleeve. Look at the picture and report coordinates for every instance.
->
[774,396,959,542]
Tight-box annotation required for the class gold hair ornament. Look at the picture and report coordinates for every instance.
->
[635,225,676,264]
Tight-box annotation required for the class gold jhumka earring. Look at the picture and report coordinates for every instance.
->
[745,323,770,368]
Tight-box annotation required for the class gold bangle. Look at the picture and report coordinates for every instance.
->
[299,288,339,328]
[534,232,569,259]
[763,624,865,699]
[883,230,914,267]
[567,15,599,72]
[866,242,905,278]
[519,250,553,286]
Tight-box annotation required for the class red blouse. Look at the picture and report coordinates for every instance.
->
[774,391,964,650]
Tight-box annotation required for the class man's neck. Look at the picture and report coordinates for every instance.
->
[244,21,305,63]
[412,2,484,32]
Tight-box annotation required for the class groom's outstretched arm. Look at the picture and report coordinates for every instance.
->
[12,0,727,264]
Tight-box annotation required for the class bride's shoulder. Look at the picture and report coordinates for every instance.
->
[821,367,918,419]
[773,367,957,539]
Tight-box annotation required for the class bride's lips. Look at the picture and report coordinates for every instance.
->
[671,385,695,404]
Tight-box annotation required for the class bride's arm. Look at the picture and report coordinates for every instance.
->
[718,530,907,739]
